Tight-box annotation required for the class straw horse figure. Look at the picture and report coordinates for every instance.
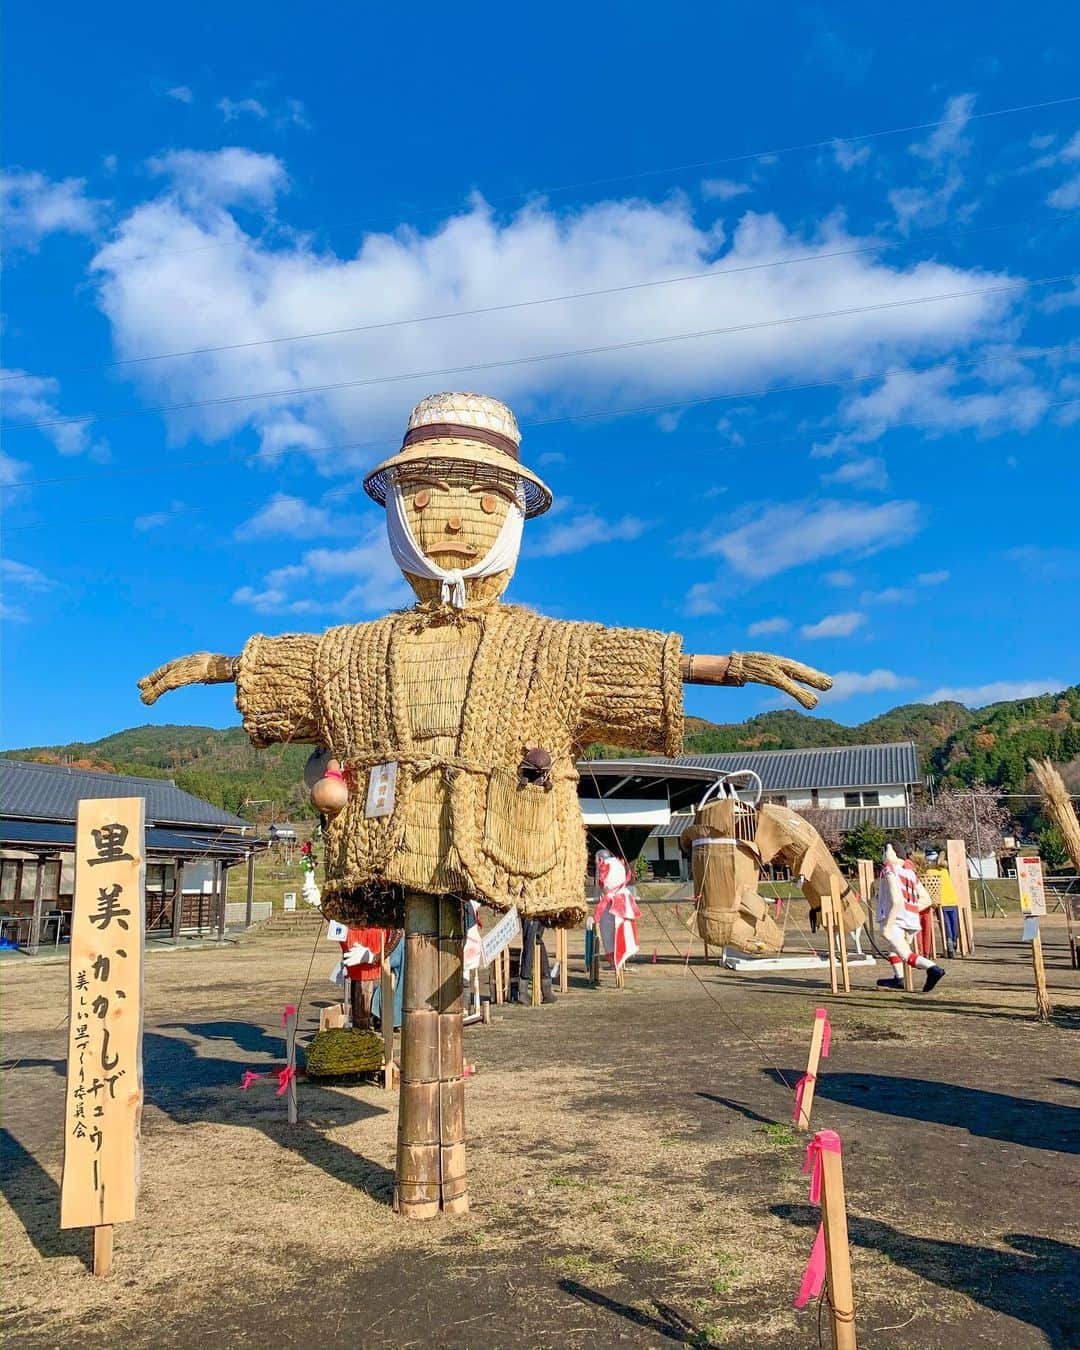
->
[138,391,833,1219]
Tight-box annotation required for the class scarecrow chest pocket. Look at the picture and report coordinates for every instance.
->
[483,768,559,877]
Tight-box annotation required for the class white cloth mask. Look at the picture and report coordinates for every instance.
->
[385,482,524,608]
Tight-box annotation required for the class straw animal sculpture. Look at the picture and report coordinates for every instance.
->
[1030,757,1080,870]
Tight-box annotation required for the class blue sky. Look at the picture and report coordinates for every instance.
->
[2,1,1079,747]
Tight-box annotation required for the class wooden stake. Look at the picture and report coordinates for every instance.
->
[856,859,875,935]
[491,945,504,1004]
[828,877,851,994]
[531,935,542,1005]
[822,901,839,996]
[819,1145,857,1349]
[795,1010,828,1131]
[284,1009,298,1124]
[557,928,569,994]
[1031,930,1052,1022]
[93,1224,113,1278]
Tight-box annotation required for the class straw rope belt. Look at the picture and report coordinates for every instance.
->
[341,749,579,783]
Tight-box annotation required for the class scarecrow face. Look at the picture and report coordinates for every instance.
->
[394,460,521,603]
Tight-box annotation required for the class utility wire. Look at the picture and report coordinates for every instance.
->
[3,208,1076,385]
[5,339,1079,493]
[32,90,1080,271]
[4,270,1075,435]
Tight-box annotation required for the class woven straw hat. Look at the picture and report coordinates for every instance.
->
[364,392,553,518]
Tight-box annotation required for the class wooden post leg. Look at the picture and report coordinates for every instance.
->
[93,1224,113,1277]
[819,1145,857,1350]
[1031,931,1052,1022]
[823,904,838,996]
[395,894,467,1220]
[829,878,851,994]
[557,928,568,994]
[531,935,542,1006]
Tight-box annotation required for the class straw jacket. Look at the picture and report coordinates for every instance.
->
[236,604,683,926]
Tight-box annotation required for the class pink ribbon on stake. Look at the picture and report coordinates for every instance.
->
[282,1004,297,1027]
[792,1073,815,1125]
[793,1130,843,1309]
[276,1065,296,1096]
[240,1070,264,1091]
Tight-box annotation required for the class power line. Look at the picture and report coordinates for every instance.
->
[5,270,1075,435]
[5,343,1078,498]
[4,207,1075,385]
[44,90,1080,271]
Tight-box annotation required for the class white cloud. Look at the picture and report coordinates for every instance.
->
[134,511,169,531]
[1,169,105,249]
[1048,175,1080,209]
[537,451,566,466]
[911,93,976,164]
[704,498,920,579]
[820,455,888,490]
[167,85,194,103]
[235,492,350,539]
[925,679,1063,706]
[218,96,268,121]
[800,610,867,639]
[1,368,106,459]
[888,94,976,233]
[860,586,913,605]
[917,569,949,586]
[146,147,287,208]
[87,173,1023,466]
[701,177,751,201]
[233,523,409,616]
[815,358,1052,458]
[1,558,54,590]
[747,616,790,636]
[683,582,724,616]
[532,512,647,557]
[825,569,855,587]
[822,668,915,700]
[831,139,870,171]
[0,448,30,488]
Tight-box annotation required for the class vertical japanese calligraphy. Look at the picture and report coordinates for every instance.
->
[61,798,146,1231]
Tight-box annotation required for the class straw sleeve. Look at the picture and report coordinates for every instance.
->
[576,626,684,757]
[234,632,322,748]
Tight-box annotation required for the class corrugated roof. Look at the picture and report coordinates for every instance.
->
[673,742,920,791]
[0,759,249,830]
[652,803,912,839]
[0,818,260,858]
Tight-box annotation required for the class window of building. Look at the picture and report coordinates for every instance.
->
[844,792,862,808]
[862,790,880,807]
[844,790,881,808]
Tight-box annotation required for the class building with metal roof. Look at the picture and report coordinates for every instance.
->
[577,742,921,878]
[0,759,267,952]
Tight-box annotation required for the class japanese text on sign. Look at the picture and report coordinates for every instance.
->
[61,798,146,1230]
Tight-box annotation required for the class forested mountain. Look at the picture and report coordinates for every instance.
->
[5,684,1078,820]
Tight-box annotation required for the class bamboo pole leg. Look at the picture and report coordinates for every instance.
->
[530,935,542,1006]
[396,893,442,1220]
[437,896,468,1215]
[820,1147,857,1349]
[93,1224,113,1277]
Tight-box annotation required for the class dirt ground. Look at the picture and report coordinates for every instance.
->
[2,905,1078,1350]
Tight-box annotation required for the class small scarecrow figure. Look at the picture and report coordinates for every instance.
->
[138,391,830,1218]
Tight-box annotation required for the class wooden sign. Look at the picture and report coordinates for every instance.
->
[1017,855,1047,916]
[61,798,146,1266]
[946,838,975,955]
[480,905,521,967]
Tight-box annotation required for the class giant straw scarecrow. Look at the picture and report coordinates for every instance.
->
[139,392,834,1218]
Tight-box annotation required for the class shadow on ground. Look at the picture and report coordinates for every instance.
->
[763,1069,1080,1153]
[774,1204,1080,1350]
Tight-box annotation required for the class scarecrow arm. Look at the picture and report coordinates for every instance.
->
[137,652,237,705]
[681,651,832,711]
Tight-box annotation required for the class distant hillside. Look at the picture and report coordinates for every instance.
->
[4,684,1078,818]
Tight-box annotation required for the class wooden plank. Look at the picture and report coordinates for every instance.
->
[856,859,875,935]
[61,797,145,1234]
[822,899,839,996]
[245,852,255,929]
[557,928,569,994]
[29,861,45,956]
[820,1143,858,1349]
[946,838,975,955]
[93,1224,113,1278]
[829,877,851,994]
[215,861,226,941]
[531,935,542,1005]
[1031,930,1052,1022]
[170,860,184,942]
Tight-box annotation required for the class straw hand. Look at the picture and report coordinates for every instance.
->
[137,652,238,705]
[682,651,832,710]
